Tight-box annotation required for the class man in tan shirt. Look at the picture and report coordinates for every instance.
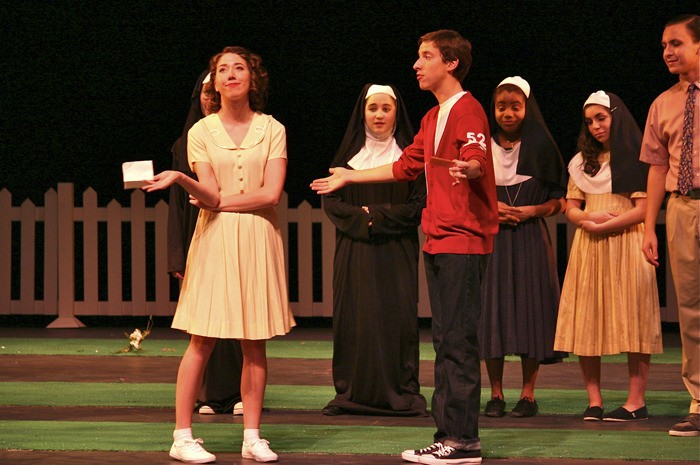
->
[640,14,700,437]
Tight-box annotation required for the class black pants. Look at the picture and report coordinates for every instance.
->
[425,252,486,451]
[195,339,243,413]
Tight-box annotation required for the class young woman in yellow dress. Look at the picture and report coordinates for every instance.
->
[144,46,295,463]
[554,91,662,422]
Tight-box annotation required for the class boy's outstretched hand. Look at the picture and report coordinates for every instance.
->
[310,167,351,194]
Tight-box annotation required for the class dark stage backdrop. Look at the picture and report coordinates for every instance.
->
[1,0,697,208]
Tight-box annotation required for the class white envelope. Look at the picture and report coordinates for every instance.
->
[122,160,154,189]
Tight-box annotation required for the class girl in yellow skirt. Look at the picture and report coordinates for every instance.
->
[554,91,662,422]
[144,46,295,463]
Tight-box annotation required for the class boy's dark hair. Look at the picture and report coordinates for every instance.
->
[419,30,473,82]
[665,14,700,41]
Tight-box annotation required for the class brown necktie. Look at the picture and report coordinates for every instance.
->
[678,83,696,195]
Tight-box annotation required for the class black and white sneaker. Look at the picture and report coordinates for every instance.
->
[420,443,482,464]
[401,442,443,463]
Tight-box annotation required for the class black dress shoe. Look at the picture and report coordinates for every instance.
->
[484,397,506,417]
[510,398,538,418]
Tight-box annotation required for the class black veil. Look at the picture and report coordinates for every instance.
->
[488,83,566,188]
[605,92,648,194]
[330,83,414,168]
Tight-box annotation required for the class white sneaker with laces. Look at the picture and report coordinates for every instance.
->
[241,438,278,462]
[419,443,482,464]
[169,437,216,463]
[401,442,443,463]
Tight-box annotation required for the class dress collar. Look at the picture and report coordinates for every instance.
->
[203,112,270,150]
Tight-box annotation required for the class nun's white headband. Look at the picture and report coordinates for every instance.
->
[497,76,531,98]
[583,90,610,109]
[365,84,396,100]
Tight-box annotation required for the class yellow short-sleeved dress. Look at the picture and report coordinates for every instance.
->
[554,152,662,356]
[172,112,296,340]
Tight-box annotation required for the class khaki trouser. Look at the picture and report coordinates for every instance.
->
[666,194,700,414]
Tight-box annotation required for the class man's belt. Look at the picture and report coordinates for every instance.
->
[673,189,700,200]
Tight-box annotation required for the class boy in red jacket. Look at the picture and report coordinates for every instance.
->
[312,29,497,464]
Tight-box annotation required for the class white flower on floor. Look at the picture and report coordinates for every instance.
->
[129,329,146,349]
[118,317,153,353]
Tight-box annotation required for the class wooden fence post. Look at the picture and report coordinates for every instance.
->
[81,188,99,314]
[106,199,123,315]
[47,183,84,327]
[19,199,36,314]
[295,201,313,316]
[43,188,58,316]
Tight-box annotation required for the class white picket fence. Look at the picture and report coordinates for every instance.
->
[0,183,678,327]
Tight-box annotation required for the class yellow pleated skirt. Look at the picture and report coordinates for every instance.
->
[554,191,662,356]
[172,207,296,340]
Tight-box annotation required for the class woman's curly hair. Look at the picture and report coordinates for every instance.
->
[208,46,269,113]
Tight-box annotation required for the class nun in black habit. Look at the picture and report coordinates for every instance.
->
[322,84,428,417]
[479,76,568,419]
[167,70,243,415]
[167,70,209,277]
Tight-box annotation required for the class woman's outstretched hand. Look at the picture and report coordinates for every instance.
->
[310,167,350,194]
[141,171,182,192]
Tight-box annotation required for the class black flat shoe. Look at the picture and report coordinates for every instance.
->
[484,397,506,417]
[583,405,604,421]
[322,405,345,416]
[603,405,648,421]
[510,398,538,418]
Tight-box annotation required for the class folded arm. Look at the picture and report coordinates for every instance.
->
[197,158,287,212]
